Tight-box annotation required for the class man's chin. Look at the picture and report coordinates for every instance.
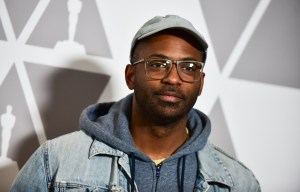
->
[151,108,186,124]
[157,99,181,108]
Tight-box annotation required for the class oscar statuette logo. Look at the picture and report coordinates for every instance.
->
[0,105,19,191]
[54,0,85,54]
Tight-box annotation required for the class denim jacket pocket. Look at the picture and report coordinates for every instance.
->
[50,181,110,192]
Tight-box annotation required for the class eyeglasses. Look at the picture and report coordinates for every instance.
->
[131,58,205,82]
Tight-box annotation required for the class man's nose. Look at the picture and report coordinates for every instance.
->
[161,64,182,85]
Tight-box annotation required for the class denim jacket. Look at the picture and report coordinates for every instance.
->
[11,131,260,192]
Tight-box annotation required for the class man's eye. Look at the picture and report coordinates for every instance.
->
[149,61,167,68]
[181,63,197,72]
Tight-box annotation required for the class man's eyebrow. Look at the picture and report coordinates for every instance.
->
[180,57,198,61]
[147,54,168,59]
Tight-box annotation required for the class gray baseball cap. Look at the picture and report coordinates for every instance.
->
[130,15,208,62]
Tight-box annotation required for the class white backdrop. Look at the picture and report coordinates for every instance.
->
[0,0,300,191]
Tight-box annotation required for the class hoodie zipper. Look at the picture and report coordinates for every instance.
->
[154,162,163,192]
[156,163,162,178]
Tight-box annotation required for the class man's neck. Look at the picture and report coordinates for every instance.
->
[130,115,189,161]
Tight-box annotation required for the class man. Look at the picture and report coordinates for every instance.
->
[11,15,260,191]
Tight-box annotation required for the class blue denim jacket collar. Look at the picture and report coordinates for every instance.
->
[196,143,234,188]
[89,139,124,158]
[89,140,134,190]
[89,139,233,190]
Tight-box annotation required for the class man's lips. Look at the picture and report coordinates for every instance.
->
[157,92,184,103]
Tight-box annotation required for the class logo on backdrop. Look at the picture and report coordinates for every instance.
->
[1,105,16,159]
[26,0,112,57]
[3,0,111,57]
[0,106,18,191]
[0,0,111,171]
[54,0,85,54]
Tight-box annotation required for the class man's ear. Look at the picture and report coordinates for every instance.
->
[198,72,205,96]
[125,64,135,90]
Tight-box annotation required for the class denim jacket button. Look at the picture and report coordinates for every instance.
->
[201,181,208,189]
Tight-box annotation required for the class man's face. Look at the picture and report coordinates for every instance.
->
[126,32,205,124]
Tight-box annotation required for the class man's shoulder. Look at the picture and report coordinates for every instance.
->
[46,131,122,158]
[49,130,92,143]
[45,131,93,155]
[209,143,255,175]
[198,143,260,191]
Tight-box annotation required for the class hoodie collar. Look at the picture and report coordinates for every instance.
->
[80,94,138,155]
[81,93,211,157]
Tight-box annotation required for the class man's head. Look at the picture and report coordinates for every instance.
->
[125,15,208,124]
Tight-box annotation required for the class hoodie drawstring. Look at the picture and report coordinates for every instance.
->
[178,155,186,191]
[109,156,121,192]
[129,153,136,192]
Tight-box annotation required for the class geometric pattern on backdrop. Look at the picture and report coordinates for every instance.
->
[26,0,112,57]
[200,0,259,71]
[25,62,110,140]
[209,98,236,157]
[0,64,39,168]
[0,18,6,40]
[231,0,300,89]
[0,0,243,169]
[5,0,39,38]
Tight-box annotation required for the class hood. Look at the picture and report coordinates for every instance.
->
[80,94,211,161]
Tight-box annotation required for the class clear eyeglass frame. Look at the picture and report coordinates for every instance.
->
[131,58,205,82]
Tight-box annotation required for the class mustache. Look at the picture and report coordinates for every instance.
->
[153,86,186,99]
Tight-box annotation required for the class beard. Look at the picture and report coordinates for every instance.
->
[133,82,199,125]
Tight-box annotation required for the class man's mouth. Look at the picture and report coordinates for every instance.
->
[157,91,185,103]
